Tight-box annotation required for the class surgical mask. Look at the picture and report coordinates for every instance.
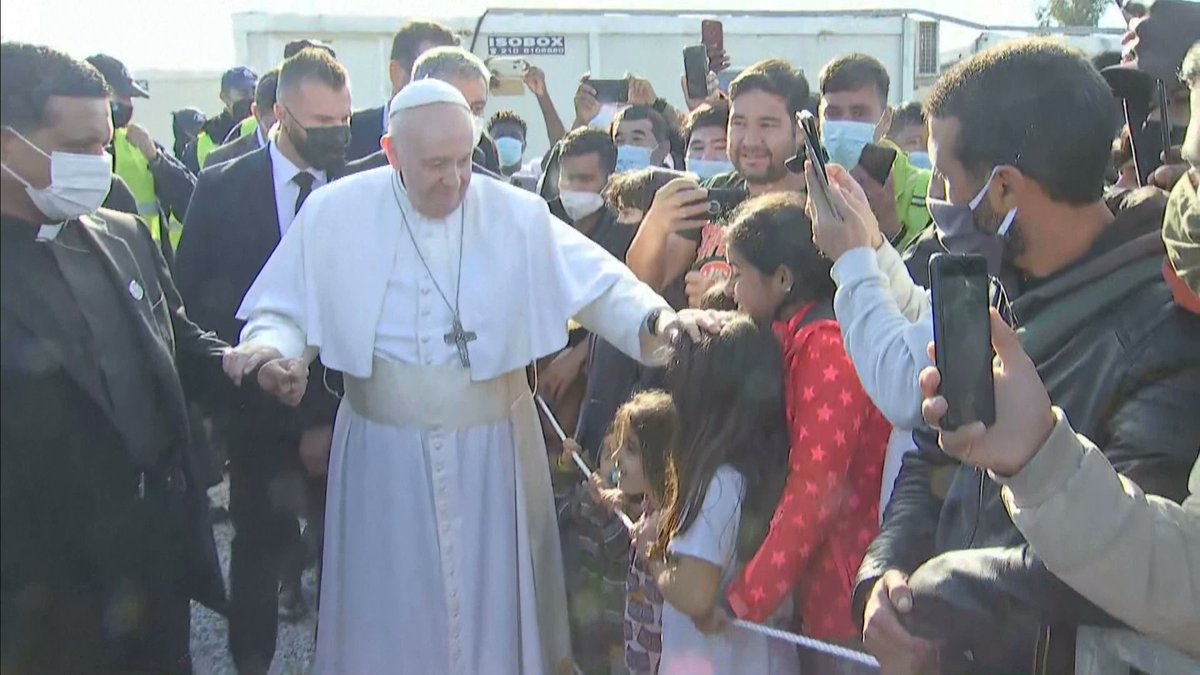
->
[495,137,524,168]
[590,104,619,132]
[821,120,876,169]
[110,102,134,129]
[231,98,253,121]
[473,115,486,146]
[1,127,112,222]
[686,157,734,181]
[907,151,931,170]
[927,166,1015,276]
[286,111,350,172]
[559,190,605,221]
[615,145,653,173]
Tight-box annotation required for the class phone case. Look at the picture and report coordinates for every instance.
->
[701,20,724,51]
[683,45,709,99]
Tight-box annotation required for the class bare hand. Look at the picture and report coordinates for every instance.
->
[560,437,582,470]
[681,71,722,112]
[573,77,600,128]
[257,357,309,407]
[850,165,902,242]
[684,270,719,308]
[631,509,662,560]
[862,570,938,675]
[628,77,658,107]
[223,345,283,386]
[659,308,729,342]
[706,47,731,74]
[125,123,159,162]
[804,161,882,260]
[298,425,333,477]
[642,177,710,236]
[920,309,1055,476]
[588,473,624,514]
[524,65,549,98]
[694,604,732,635]
[1150,146,1187,191]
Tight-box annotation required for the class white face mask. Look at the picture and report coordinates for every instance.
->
[1,127,112,222]
[559,190,605,221]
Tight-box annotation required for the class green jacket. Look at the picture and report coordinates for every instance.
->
[881,138,933,250]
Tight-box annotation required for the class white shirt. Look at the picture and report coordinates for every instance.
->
[269,139,326,237]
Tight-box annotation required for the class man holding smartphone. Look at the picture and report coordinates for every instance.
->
[817,53,933,251]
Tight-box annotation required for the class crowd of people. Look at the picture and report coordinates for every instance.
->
[0,2,1197,674]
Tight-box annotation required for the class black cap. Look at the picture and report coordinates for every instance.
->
[221,66,258,94]
[284,39,337,60]
[172,107,206,134]
[86,53,150,98]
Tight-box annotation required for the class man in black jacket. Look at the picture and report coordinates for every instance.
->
[205,68,279,168]
[175,47,351,675]
[346,20,458,162]
[855,39,1200,675]
[0,42,263,673]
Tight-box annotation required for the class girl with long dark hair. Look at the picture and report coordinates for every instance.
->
[641,316,798,674]
[722,192,890,644]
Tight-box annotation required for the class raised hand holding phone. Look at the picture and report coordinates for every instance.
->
[803,160,882,261]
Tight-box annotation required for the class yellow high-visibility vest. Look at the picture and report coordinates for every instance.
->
[113,128,182,249]
[197,116,257,170]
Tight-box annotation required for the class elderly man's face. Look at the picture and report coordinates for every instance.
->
[383,103,475,219]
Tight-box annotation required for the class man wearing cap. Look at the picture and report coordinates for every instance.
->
[87,54,196,255]
[205,68,280,168]
[172,107,205,162]
[183,65,258,173]
[227,78,721,674]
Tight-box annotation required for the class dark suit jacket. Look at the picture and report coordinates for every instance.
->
[176,146,342,433]
[205,129,262,168]
[347,149,502,180]
[1,209,229,624]
[347,105,385,162]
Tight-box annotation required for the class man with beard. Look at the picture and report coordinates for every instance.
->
[625,59,808,306]
[846,39,1199,674]
[174,47,351,675]
[87,54,195,254]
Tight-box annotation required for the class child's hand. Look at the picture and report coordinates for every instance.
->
[632,510,662,560]
[694,605,732,635]
[560,438,582,469]
[588,473,624,513]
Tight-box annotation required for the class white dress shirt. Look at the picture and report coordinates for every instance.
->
[269,139,326,237]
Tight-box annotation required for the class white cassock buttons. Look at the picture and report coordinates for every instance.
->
[128,280,144,301]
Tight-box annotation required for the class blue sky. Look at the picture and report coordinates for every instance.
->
[2,0,1124,72]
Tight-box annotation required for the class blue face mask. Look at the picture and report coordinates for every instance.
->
[927,166,1016,276]
[686,158,735,181]
[495,137,524,169]
[908,151,931,170]
[821,120,876,169]
[615,145,653,173]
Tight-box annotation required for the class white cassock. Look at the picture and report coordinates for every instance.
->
[236,166,669,675]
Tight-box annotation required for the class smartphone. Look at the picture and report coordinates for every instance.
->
[701,19,724,52]
[930,253,996,431]
[684,45,710,100]
[858,143,897,185]
[684,186,748,222]
[790,110,840,219]
[589,79,629,104]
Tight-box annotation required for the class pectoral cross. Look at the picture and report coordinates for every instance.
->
[444,318,477,368]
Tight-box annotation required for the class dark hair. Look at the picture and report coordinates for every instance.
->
[487,109,527,139]
[891,101,925,130]
[559,127,618,176]
[684,100,730,144]
[726,192,833,309]
[925,38,1114,204]
[1,42,110,132]
[604,166,681,213]
[284,39,336,60]
[697,281,737,311]
[655,316,789,561]
[729,59,811,118]
[819,53,890,106]
[613,105,669,144]
[1090,50,1123,73]
[606,390,679,505]
[255,68,280,113]
[390,21,458,68]
[278,48,348,97]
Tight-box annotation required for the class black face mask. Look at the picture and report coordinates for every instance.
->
[230,98,253,121]
[111,102,134,129]
[287,118,350,172]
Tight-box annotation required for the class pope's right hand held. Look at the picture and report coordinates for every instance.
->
[257,358,309,407]
[222,345,283,386]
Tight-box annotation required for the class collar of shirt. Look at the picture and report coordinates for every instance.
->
[269,138,327,189]
[381,105,389,134]
[256,126,267,148]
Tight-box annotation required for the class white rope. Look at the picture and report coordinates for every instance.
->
[732,619,880,668]
[535,395,636,531]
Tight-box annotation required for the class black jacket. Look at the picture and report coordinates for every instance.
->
[204,128,263,168]
[854,192,1200,673]
[1,209,230,642]
[347,105,385,162]
[175,146,346,432]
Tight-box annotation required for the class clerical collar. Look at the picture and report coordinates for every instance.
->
[36,223,64,241]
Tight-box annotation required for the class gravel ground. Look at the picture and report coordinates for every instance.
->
[190,479,317,675]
